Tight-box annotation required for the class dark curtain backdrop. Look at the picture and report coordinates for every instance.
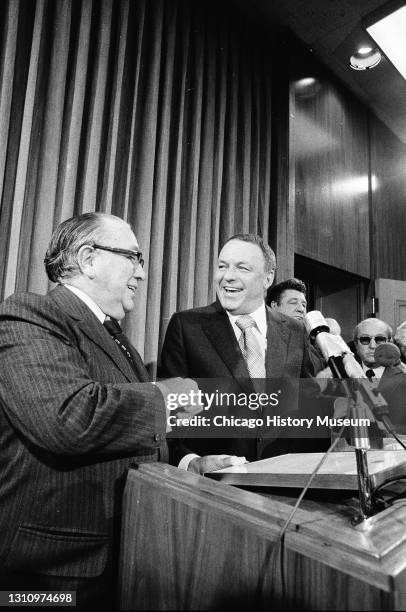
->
[0,0,274,371]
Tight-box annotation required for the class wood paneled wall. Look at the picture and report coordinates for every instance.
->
[370,117,406,281]
[287,39,406,283]
[290,51,370,278]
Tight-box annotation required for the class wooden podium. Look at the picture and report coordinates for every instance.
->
[118,463,406,610]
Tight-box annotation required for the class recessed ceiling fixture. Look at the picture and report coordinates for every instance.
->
[349,46,382,70]
[367,5,406,80]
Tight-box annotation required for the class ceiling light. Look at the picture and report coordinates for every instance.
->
[296,78,316,88]
[367,5,406,80]
[349,47,382,70]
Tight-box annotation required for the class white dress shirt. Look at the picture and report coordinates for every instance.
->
[64,284,106,323]
[361,362,385,379]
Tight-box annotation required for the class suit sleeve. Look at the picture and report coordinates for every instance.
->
[0,302,166,457]
[159,313,190,378]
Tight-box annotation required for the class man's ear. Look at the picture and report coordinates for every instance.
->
[76,245,96,278]
[270,300,278,309]
[264,270,275,291]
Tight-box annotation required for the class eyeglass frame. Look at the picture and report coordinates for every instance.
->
[357,335,388,346]
[91,244,144,268]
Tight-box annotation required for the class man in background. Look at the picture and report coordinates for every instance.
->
[267,278,307,321]
[394,320,406,363]
[353,317,393,378]
[352,317,406,432]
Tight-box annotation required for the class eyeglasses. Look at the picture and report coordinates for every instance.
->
[91,244,144,268]
[357,335,388,345]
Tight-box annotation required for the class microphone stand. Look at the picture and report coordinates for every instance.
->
[336,377,373,522]
[344,377,391,521]
[305,313,387,520]
[326,358,373,520]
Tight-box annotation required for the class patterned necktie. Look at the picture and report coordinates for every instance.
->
[235,315,266,379]
[103,318,149,382]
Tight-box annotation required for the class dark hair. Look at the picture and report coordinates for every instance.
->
[222,234,276,273]
[267,278,307,305]
[44,212,127,282]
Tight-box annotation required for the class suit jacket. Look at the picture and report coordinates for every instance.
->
[160,301,327,460]
[376,366,406,434]
[350,353,406,435]
[0,285,166,584]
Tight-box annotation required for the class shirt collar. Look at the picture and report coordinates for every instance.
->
[361,362,385,378]
[63,284,106,324]
[227,303,267,336]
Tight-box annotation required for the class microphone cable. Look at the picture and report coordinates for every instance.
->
[266,419,349,604]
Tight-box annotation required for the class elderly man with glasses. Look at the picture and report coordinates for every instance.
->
[352,317,406,434]
[352,317,393,378]
[0,212,209,610]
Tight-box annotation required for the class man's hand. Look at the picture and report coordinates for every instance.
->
[155,377,204,431]
[315,365,333,392]
[187,454,247,475]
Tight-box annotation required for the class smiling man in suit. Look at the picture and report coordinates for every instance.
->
[0,212,204,610]
[160,234,322,463]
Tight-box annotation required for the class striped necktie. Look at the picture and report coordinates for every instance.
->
[103,318,149,382]
[235,315,266,380]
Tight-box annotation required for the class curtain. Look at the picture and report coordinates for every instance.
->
[0,0,274,372]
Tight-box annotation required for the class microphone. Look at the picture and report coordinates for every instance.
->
[305,311,370,449]
[367,343,406,450]
[304,311,365,380]
[374,343,406,372]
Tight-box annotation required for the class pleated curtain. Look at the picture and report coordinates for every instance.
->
[0,0,274,373]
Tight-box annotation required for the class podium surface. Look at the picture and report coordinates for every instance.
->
[119,462,406,610]
[209,451,406,489]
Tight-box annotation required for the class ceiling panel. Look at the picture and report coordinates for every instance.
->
[249,0,406,143]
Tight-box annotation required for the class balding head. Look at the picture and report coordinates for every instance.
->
[353,317,392,367]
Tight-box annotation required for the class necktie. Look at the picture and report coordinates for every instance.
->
[103,318,149,382]
[235,315,266,380]
[365,368,375,380]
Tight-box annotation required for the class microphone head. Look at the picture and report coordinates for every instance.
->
[324,317,341,336]
[374,342,401,367]
[304,311,329,336]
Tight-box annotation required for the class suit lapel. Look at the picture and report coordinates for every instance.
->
[49,285,137,382]
[202,303,253,392]
[265,307,290,378]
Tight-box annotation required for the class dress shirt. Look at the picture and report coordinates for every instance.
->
[361,362,385,379]
[64,284,106,323]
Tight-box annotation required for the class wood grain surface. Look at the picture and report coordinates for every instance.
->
[118,463,406,610]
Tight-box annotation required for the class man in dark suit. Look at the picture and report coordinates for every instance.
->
[160,234,327,464]
[352,317,406,433]
[0,212,203,609]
